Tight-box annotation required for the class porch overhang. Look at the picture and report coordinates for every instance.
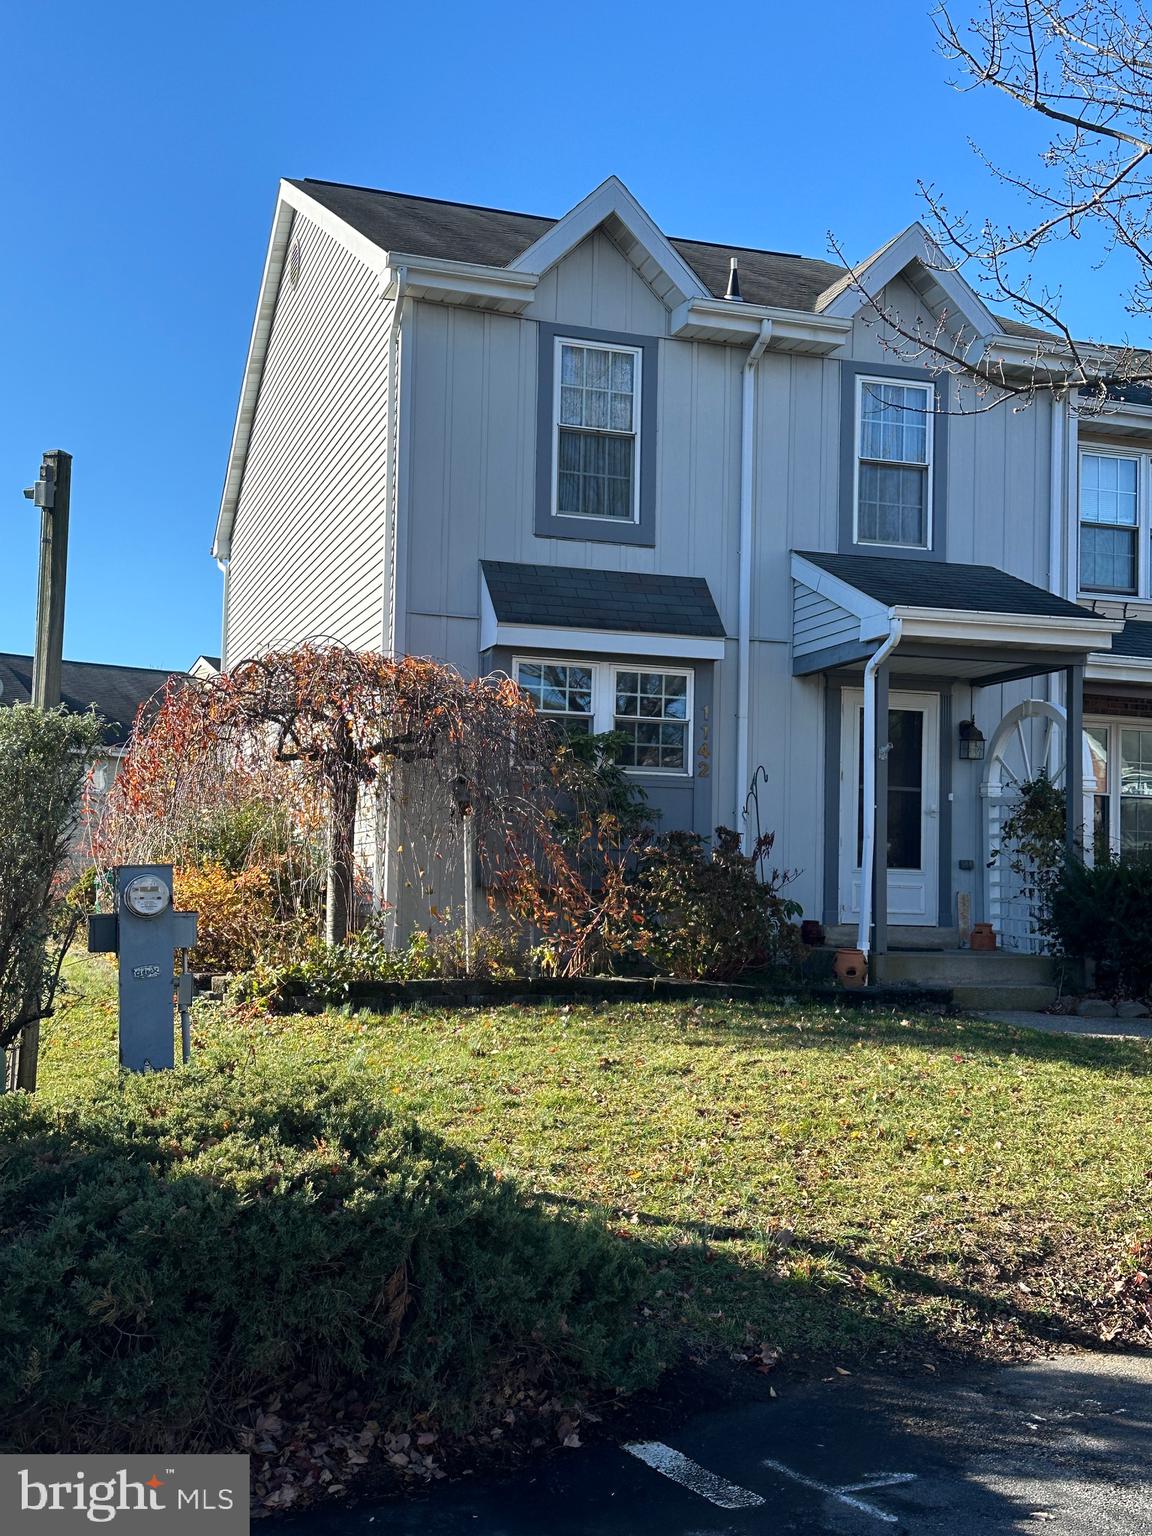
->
[791,552,1122,682]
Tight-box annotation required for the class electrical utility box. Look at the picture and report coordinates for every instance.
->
[87,864,198,1071]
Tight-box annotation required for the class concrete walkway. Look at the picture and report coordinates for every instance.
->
[278,1353,1152,1534]
[979,1008,1152,1041]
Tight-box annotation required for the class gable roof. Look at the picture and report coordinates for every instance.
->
[293,179,882,311]
[795,551,1108,623]
[0,654,185,747]
[480,560,725,638]
[216,176,1032,562]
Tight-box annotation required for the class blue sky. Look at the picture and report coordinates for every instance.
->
[1,0,1143,670]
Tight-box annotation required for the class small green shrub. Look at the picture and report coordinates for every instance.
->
[990,771,1066,936]
[237,920,523,1009]
[0,1055,658,1453]
[1048,851,1152,997]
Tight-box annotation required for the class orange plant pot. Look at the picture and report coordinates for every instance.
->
[970,923,997,952]
[833,947,868,989]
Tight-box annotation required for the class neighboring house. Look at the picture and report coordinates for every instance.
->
[213,174,1152,970]
[0,653,193,800]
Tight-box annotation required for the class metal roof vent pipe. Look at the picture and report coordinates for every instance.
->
[725,256,743,301]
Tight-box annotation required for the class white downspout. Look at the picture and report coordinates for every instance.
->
[1048,394,1066,602]
[735,319,773,841]
[379,265,407,932]
[857,614,902,957]
[383,265,408,658]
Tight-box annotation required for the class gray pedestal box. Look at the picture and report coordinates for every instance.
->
[87,864,198,1071]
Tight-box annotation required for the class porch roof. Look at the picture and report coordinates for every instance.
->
[792,551,1123,684]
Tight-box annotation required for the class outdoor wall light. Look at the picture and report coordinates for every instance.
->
[958,718,986,761]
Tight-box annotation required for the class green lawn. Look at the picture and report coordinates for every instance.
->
[42,955,1152,1372]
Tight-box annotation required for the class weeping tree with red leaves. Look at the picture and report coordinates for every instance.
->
[94,645,558,946]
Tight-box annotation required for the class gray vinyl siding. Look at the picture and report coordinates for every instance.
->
[792,582,858,658]
[214,216,1072,925]
[225,212,391,664]
[392,247,1063,923]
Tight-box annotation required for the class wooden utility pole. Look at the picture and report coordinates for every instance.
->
[12,450,72,1092]
[25,449,71,710]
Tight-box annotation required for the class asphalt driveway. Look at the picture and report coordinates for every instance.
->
[275,1352,1152,1534]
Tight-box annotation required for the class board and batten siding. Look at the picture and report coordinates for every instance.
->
[225,212,392,665]
[400,231,743,676]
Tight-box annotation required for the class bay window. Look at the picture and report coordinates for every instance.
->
[514,658,692,775]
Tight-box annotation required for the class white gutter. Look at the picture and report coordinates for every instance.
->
[735,319,773,842]
[857,614,903,957]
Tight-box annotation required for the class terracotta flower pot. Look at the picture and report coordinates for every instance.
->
[833,947,868,989]
[970,923,997,952]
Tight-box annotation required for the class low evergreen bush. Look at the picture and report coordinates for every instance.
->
[0,1055,658,1452]
[1048,851,1152,998]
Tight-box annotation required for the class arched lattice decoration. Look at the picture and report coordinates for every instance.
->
[980,699,1093,953]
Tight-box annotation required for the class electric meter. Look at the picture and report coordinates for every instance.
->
[122,873,171,917]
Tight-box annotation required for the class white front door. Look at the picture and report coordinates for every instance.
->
[839,689,940,927]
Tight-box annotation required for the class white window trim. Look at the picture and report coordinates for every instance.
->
[513,655,693,776]
[1085,715,1152,857]
[1077,445,1146,599]
[852,374,935,551]
[551,337,643,526]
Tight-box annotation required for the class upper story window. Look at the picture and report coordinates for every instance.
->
[854,378,934,549]
[1080,450,1141,594]
[514,657,692,775]
[555,340,641,523]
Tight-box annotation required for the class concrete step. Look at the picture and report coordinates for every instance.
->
[827,924,960,951]
[950,982,1059,1011]
[874,951,1055,985]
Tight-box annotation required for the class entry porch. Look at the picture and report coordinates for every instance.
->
[792,552,1123,969]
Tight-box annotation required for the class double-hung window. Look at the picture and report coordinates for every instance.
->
[554,340,641,523]
[1086,720,1152,858]
[612,670,690,771]
[854,377,934,548]
[514,660,594,739]
[1080,451,1141,594]
[514,658,691,774]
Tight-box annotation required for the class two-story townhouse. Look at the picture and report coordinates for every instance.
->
[213,174,1152,981]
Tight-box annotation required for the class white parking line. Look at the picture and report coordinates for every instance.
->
[623,1442,766,1510]
[839,1473,918,1493]
[762,1458,912,1523]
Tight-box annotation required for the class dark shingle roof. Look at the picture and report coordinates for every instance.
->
[0,654,185,746]
[796,551,1111,622]
[291,179,1063,337]
[291,180,863,311]
[481,561,725,639]
[1107,619,1152,658]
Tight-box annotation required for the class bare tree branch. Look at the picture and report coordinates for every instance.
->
[828,1,1152,411]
